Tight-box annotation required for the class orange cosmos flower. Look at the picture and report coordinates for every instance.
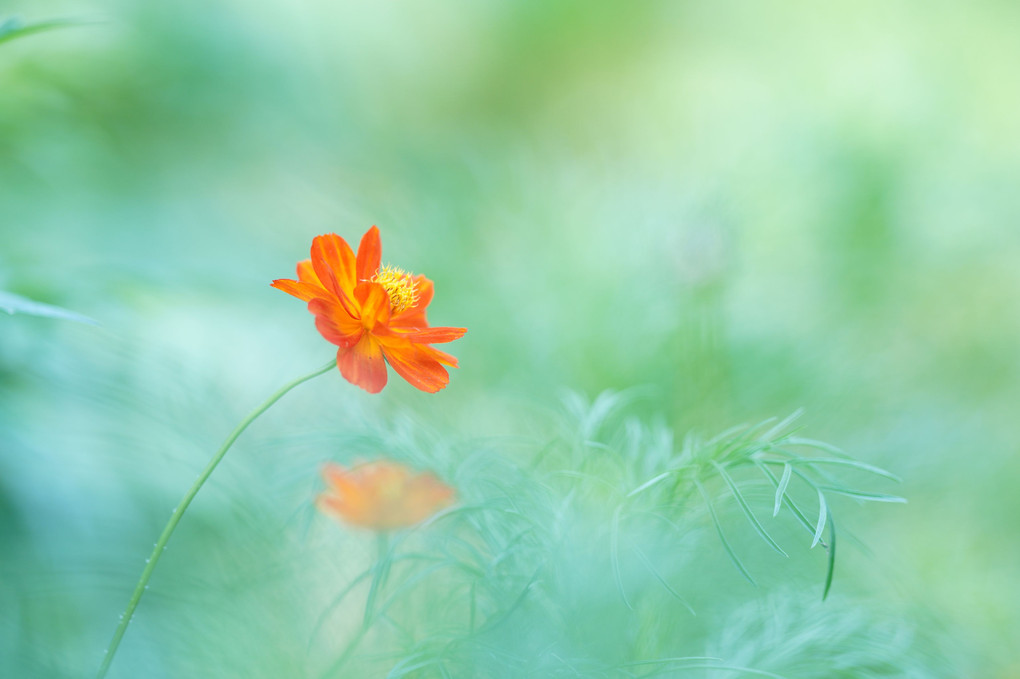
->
[272,226,466,393]
[316,460,455,531]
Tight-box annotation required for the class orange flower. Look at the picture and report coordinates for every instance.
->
[272,226,466,393]
[316,460,455,531]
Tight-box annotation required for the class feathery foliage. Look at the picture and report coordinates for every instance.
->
[303,392,925,678]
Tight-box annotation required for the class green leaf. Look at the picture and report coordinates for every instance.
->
[711,461,788,557]
[785,436,849,458]
[758,408,804,442]
[696,479,756,586]
[632,545,696,616]
[0,290,97,324]
[627,469,689,498]
[773,463,793,517]
[754,462,839,595]
[812,488,827,548]
[823,509,837,600]
[756,462,827,549]
[817,486,907,503]
[783,456,901,482]
[0,17,83,46]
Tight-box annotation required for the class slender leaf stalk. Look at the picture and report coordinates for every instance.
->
[96,358,336,679]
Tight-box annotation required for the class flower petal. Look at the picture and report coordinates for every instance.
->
[356,226,382,284]
[420,344,459,368]
[317,463,373,523]
[271,278,331,302]
[378,338,450,393]
[297,259,323,287]
[308,297,362,348]
[337,336,388,393]
[399,326,467,344]
[321,465,361,504]
[311,234,358,303]
[317,493,374,527]
[317,460,455,530]
[354,282,391,330]
[389,275,433,328]
[404,474,456,523]
[321,462,353,492]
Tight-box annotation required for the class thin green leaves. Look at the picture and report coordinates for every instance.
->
[632,545,696,616]
[626,469,694,498]
[756,462,825,545]
[696,479,756,586]
[823,509,837,600]
[773,463,793,517]
[784,436,848,457]
[780,456,902,482]
[711,461,788,557]
[610,504,633,610]
[758,408,804,443]
[0,290,97,325]
[756,460,842,596]
[816,486,907,503]
[812,488,827,549]
[0,17,83,46]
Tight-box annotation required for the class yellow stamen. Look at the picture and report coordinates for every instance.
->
[372,265,418,314]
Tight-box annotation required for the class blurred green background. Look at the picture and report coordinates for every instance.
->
[2,0,1018,677]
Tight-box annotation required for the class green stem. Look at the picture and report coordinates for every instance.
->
[96,358,336,679]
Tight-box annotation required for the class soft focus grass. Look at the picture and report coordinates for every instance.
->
[2,0,1019,677]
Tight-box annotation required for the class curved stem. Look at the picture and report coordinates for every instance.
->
[97,358,336,679]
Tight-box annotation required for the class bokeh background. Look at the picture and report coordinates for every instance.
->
[2,1,1019,677]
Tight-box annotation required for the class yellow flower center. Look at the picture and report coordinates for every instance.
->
[372,265,418,314]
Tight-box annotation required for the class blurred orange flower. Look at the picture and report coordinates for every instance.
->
[316,461,455,531]
[272,226,466,393]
